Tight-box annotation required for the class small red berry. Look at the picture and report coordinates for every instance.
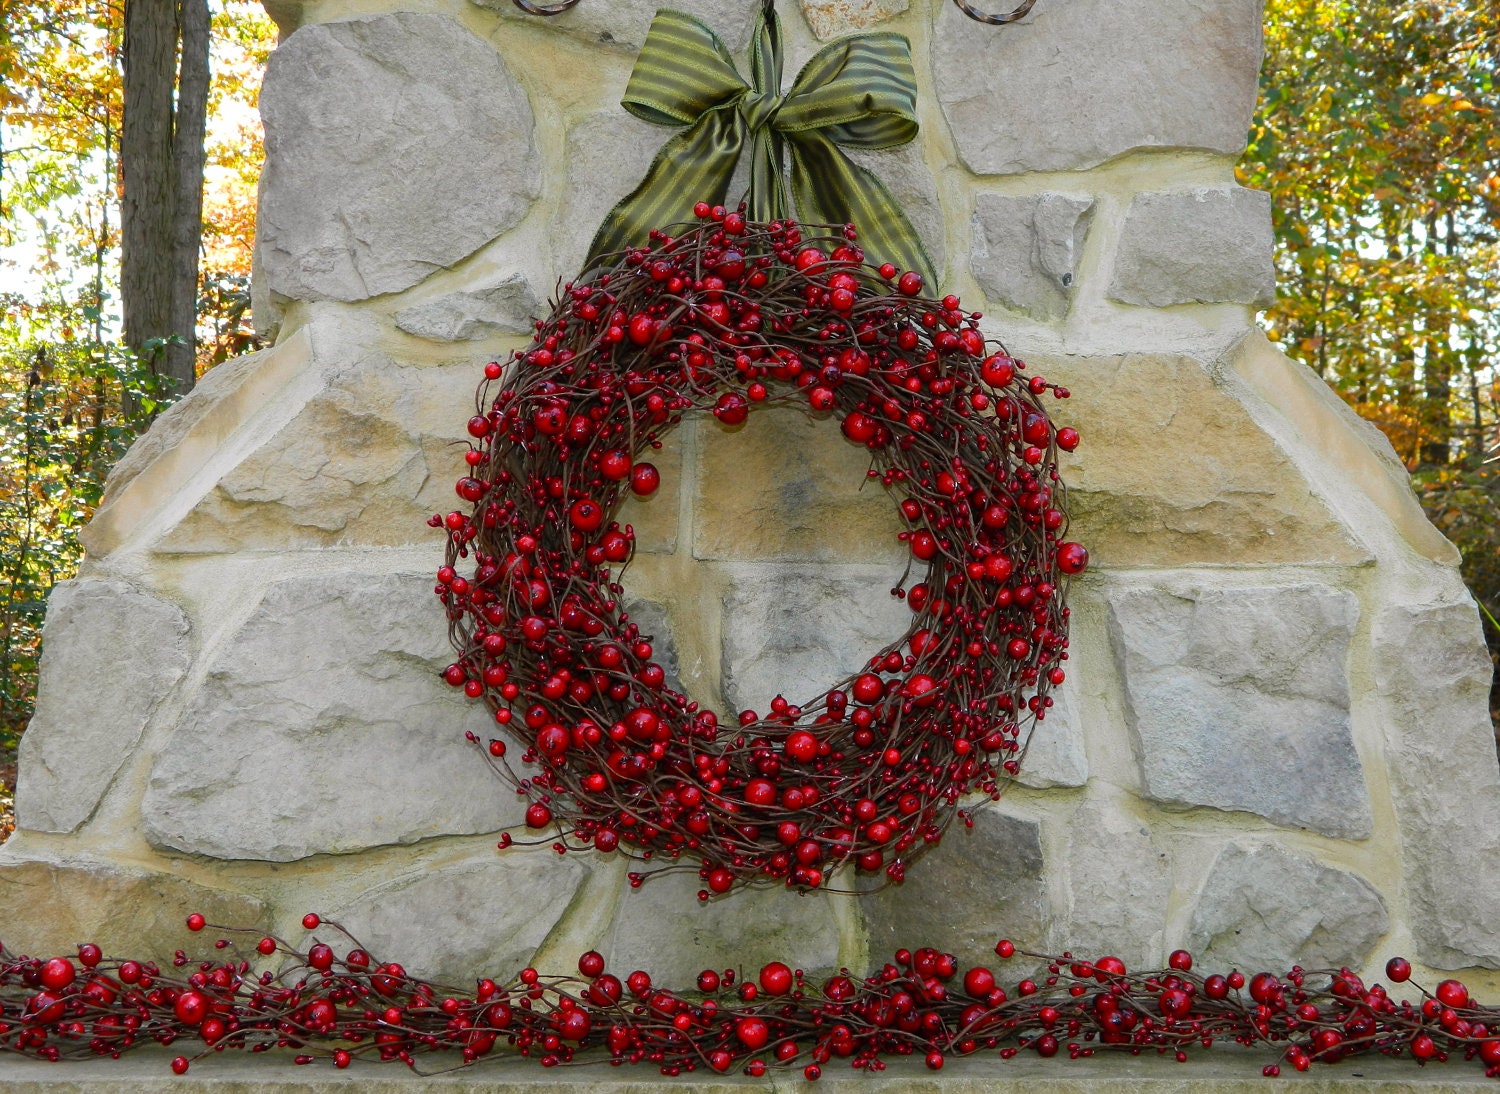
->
[302,913,321,930]
[171,1057,190,1075]
[1385,957,1412,983]
[185,913,206,932]
[630,462,660,496]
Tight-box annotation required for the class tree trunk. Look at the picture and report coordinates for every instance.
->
[167,0,210,394]
[122,0,208,410]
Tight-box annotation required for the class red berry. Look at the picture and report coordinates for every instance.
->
[925,1050,944,1070]
[1168,949,1193,972]
[1056,426,1080,451]
[897,271,923,296]
[174,990,208,1025]
[784,730,818,763]
[171,1057,190,1075]
[302,913,321,930]
[578,950,606,977]
[630,462,660,496]
[1435,979,1469,1009]
[714,391,749,425]
[525,802,553,828]
[980,354,1015,388]
[185,913,206,932]
[1385,957,1412,983]
[569,498,603,532]
[995,939,1016,959]
[759,961,793,996]
[1057,542,1089,575]
[77,943,102,968]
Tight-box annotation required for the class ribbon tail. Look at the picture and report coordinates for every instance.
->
[586,109,746,269]
[787,135,938,290]
[745,129,790,223]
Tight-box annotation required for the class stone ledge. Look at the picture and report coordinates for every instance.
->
[0,1048,1492,1091]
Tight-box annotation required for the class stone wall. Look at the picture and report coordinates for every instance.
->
[5,0,1498,995]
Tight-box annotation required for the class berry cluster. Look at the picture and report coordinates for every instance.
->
[3,915,1498,1080]
[435,207,1086,898]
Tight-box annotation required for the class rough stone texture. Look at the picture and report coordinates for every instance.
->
[257,14,539,303]
[554,110,664,282]
[1373,603,1500,969]
[157,358,471,552]
[476,0,756,53]
[15,580,190,834]
[1109,188,1276,308]
[847,141,946,279]
[141,572,519,861]
[621,597,683,695]
[606,868,841,985]
[1039,354,1367,566]
[1063,798,1171,970]
[329,854,588,984]
[801,0,909,39]
[932,0,1264,175]
[1186,843,1388,973]
[971,193,1095,320]
[696,404,906,563]
[863,807,1046,969]
[1012,680,1088,790]
[0,851,266,957]
[719,563,912,716]
[393,275,541,342]
[1107,584,1372,839]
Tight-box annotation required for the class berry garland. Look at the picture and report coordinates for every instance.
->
[3,915,1499,1080]
[433,207,1088,899]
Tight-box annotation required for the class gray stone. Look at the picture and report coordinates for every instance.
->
[474,0,756,53]
[606,868,841,985]
[847,139,946,278]
[1373,603,1500,969]
[621,598,682,695]
[257,14,539,303]
[0,849,266,958]
[1012,679,1088,790]
[328,854,588,984]
[1063,798,1171,970]
[1185,843,1388,973]
[719,563,912,716]
[554,110,664,280]
[1106,584,1372,839]
[15,580,190,834]
[971,193,1095,320]
[393,275,541,342]
[1108,188,1276,308]
[932,0,1264,175]
[141,572,520,861]
[863,806,1046,969]
[801,0,909,39]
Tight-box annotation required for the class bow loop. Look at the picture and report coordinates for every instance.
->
[587,3,936,288]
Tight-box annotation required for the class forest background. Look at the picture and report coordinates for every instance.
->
[2,0,1497,837]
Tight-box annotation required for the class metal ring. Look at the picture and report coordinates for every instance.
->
[511,0,583,15]
[951,0,1038,24]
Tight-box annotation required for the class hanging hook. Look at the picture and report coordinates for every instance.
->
[511,0,583,14]
[951,0,1038,24]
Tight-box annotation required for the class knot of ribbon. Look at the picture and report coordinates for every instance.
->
[585,0,937,288]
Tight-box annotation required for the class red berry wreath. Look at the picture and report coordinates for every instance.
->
[434,207,1087,898]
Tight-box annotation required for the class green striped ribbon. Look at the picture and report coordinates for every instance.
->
[585,0,937,287]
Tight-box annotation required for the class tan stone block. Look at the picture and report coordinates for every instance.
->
[614,429,681,555]
[0,849,266,957]
[694,405,905,562]
[1038,354,1367,567]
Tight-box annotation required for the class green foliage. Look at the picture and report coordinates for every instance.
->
[0,303,174,750]
[1244,0,1500,737]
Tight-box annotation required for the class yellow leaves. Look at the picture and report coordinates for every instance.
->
[1419,91,1447,106]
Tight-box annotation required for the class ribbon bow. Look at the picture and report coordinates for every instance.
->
[586,1,937,288]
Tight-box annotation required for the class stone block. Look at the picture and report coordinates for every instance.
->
[257,14,539,303]
[1063,798,1171,970]
[719,563,912,717]
[847,140,946,279]
[1108,188,1276,308]
[605,868,841,986]
[328,854,588,985]
[613,428,681,555]
[1012,677,1087,790]
[1373,603,1500,969]
[1037,353,1366,567]
[1185,843,1388,973]
[158,358,471,552]
[141,572,519,861]
[621,598,683,695]
[474,0,756,53]
[554,110,665,281]
[862,806,1046,969]
[1106,583,1372,839]
[0,851,266,957]
[16,580,190,834]
[695,404,906,563]
[933,0,1264,175]
[394,275,541,342]
[801,0,909,39]
[971,193,1095,320]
